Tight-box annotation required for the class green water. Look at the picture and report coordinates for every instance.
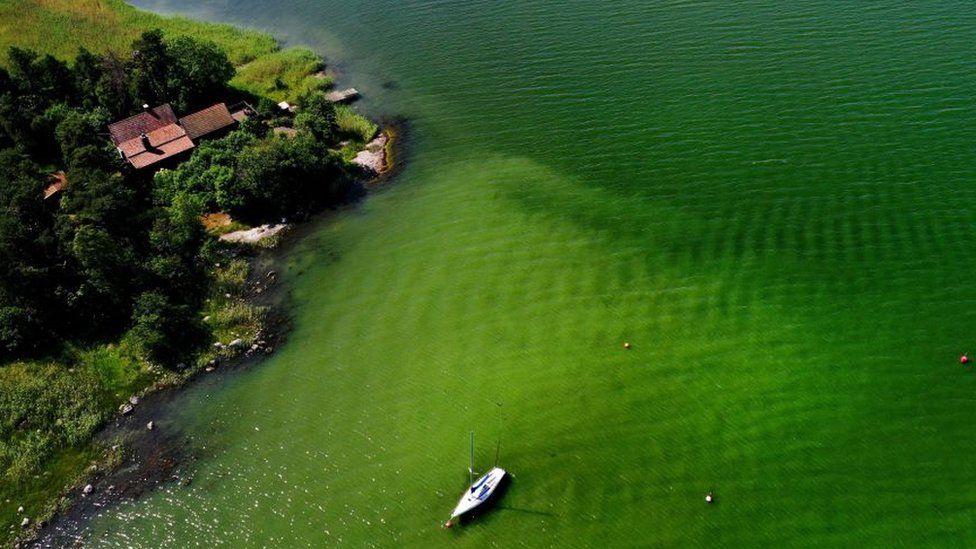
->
[89,1,976,546]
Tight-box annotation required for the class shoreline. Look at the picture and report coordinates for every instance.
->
[23,164,409,545]
[28,236,296,547]
[6,4,410,543]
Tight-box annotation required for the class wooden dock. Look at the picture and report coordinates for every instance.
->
[326,88,360,103]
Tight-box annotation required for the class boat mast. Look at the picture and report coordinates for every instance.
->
[468,431,475,485]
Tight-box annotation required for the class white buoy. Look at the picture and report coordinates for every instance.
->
[705,494,713,504]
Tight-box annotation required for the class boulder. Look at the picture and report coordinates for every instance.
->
[82,484,93,495]
[229,338,243,348]
[147,421,155,431]
[128,395,140,406]
[121,404,133,416]
[21,517,29,528]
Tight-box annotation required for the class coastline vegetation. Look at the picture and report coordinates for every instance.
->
[0,1,381,542]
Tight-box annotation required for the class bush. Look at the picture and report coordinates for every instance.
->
[228,136,348,222]
[127,291,202,366]
[294,92,337,142]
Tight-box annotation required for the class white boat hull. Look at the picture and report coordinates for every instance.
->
[450,467,507,518]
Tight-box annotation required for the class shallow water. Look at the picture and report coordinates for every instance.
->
[88,1,976,545]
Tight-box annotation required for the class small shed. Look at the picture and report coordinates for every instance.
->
[43,171,68,200]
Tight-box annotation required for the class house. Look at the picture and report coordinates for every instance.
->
[179,103,236,141]
[108,102,254,170]
[109,103,194,170]
[108,104,178,145]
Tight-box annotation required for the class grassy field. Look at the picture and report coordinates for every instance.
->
[0,0,322,102]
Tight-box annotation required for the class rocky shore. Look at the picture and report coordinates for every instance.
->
[23,243,294,548]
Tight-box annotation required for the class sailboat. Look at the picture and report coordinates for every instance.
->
[445,432,508,528]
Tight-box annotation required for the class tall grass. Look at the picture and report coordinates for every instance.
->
[232,48,331,103]
[0,0,277,65]
[335,104,378,142]
[0,0,326,103]
[0,347,150,539]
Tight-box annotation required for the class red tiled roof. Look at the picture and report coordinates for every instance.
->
[179,103,235,141]
[118,123,194,169]
[43,171,68,200]
[108,104,178,145]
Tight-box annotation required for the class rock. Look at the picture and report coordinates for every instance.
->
[82,484,93,495]
[21,517,29,528]
[219,224,289,245]
[146,421,155,431]
[352,132,389,174]
[265,347,274,354]
[205,366,215,373]
[229,338,243,348]
[202,315,211,322]
[209,359,217,365]
[251,344,260,351]
[120,404,133,416]
[224,293,232,299]
[16,506,23,514]
[267,270,276,279]
[128,395,140,406]
[213,341,224,348]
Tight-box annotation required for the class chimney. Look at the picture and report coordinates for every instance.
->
[140,133,151,150]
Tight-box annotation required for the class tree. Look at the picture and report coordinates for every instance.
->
[0,304,37,358]
[6,48,74,108]
[165,36,234,112]
[68,225,136,330]
[55,108,109,162]
[54,167,142,336]
[59,167,139,235]
[129,30,171,106]
[73,48,104,110]
[128,290,202,366]
[145,193,207,305]
[0,150,60,355]
[95,51,134,119]
[153,130,255,208]
[294,92,337,142]
[231,136,348,221]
